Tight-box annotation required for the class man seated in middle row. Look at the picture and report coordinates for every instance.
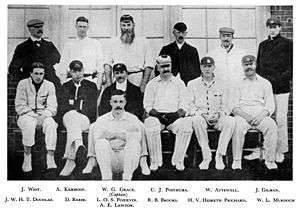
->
[57,60,98,176]
[144,55,193,171]
[187,56,235,170]
[83,63,150,175]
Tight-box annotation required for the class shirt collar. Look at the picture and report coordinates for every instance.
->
[201,76,216,87]
[108,111,127,121]
[116,79,128,91]
[243,74,258,81]
[157,75,174,82]
[268,33,281,41]
[176,41,185,49]
[221,43,234,53]
[72,79,83,86]
[30,36,42,42]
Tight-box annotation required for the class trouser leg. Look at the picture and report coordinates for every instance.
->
[144,117,162,167]
[123,137,141,180]
[95,138,116,180]
[274,93,289,153]
[256,117,278,162]
[42,117,58,151]
[17,115,38,147]
[63,110,90,160]
[87,122,97,158]
[192,116,211,159]
[232,116,251,160]
[215,116,235,156]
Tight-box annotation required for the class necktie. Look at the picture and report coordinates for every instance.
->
[74,83,81,101]
[34,40,41,47]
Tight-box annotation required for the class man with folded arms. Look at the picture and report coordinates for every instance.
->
[144,55,193,171]
[231,55,278,170]
[57,60,97,176]
[187,56,235,170]
[15,62,58,172]
[92,90,142,180]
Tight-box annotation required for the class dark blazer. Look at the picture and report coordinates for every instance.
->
[8,38,61,88]
[159,42,201,85]
[256,34,293,94]
[98,81,144,120]
[57,79,98,124]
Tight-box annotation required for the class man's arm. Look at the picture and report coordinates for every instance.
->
[98,87,112,117]
[47,42,61,66]
[15,80,34,116]
[140,66,152,93]
[40,82,57,117]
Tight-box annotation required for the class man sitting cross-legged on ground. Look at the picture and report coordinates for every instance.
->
[144,55,193,171]
[231,55,278,170]
[57,60,97,176]
[91,90,142,180]
[187,56,235,170]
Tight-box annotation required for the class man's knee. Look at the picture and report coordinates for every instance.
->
[223,116,236,128]
[43,117,58,129]
[192,115,207,129]
[144,117,160,131]
[18,115,37,130]
[262,117,277,133]
[176,117,193,133]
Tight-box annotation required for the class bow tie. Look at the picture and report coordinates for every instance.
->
[33,40,42,46]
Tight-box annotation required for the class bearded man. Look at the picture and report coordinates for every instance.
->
[104,14,154,93]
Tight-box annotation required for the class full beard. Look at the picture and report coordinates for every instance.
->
[120,30,135,44]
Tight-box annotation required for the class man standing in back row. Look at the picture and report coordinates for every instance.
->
[57,16,106,90]
[159,22,201,85]
[256,16,293,163]
[104,14,154,92]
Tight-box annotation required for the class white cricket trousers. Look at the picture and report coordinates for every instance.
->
[232,116,278,161]
[94,138,141,180]
[17,114,57,150]
[274,93,290,153]
[87,122,147,158]
[63,110,90,159]
[144,116,193,167]
[192,115,235,159]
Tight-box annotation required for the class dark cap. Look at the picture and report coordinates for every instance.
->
[156,55,171,65]
[31,62,44,69]
[173,22,187,32]
[69,60,83,71]
[200,57,215,66]
[113,63,127,72]
[241,55,256,64]
[219,27,234,34]
[120,14,134,23]
[27,19,44,27]
[266,16,281,27]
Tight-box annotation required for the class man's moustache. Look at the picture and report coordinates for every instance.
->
[178,36,183,39]
[163,70,170,73]
[114,107,122,110]
[38,30,43,33]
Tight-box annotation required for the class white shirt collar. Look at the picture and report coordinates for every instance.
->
[30,36,42,42]
[176,41,185,50]
[116,79,127,92]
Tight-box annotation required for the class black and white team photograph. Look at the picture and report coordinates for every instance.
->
[6,4,293,181]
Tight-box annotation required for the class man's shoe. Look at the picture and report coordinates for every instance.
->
[231,160,242,170]
[265,160,278,169]
[60,159,76,176]
[140,157,150,175]
[244,151,260,160]
[199,158,211,170]
[22,153,32,172]
[82,157,97,174]
[275,152,285,163]
[46,154,57,169]
[215,155,225,170]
